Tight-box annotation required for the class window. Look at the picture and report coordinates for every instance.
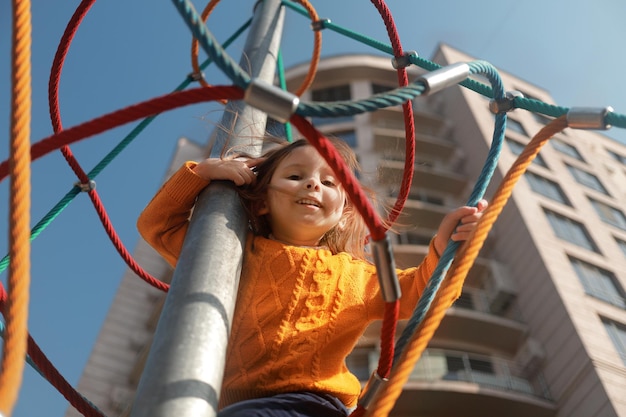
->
[525,172,571,205]
[566,164,609,195]
[589,199,626,231]
[372,83,394,94]
[544,209,599,252]
[551,138,584,161]
[311,85,351,102]
[570,257,625,308]
[616,237,626,257]
[505,137,548,168]
[506,118,527,136]
[607,149,626,165]
[602,319,626,366]
[454,292,476,310]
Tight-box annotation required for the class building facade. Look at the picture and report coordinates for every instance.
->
[66,45,626,417]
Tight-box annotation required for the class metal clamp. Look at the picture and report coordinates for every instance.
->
[566,106,613,130]
[244,79,300,123]
[489,90,524,114]
[358,371,389,409]
[187,71,205,83]
[75,180,96,192]
[391,50,418,70]
[371,234,401,303]
[311,18,330,31]
[418,62,470,96]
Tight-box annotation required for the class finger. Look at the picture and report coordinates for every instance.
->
[245,157,266,167]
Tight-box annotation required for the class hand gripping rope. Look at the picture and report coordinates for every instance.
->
[3,0,625,416]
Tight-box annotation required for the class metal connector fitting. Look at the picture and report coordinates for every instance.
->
[391,50,418,69]
[75,180,96,192]
[358,371,389,409]
[371,234,401,303]
[188,71,205,82]
[311,18,330,31]
[566,106,613,130]
[418,62,470,95]
[489,90,524,114]
[244,79,300,123]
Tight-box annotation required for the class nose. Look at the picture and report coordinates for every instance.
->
[305,178,320,191]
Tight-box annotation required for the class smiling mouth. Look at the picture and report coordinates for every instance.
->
[297,199,321,208]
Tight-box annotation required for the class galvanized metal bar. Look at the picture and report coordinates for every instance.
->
[130,1,285,416]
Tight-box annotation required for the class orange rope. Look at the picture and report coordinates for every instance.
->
[190,0,321,97]
[364,116,569,417]
[290,0,321,96]
[0,0,32,414]
[191,0,221,89]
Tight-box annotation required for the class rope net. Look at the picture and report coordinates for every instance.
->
[1,1,623,416]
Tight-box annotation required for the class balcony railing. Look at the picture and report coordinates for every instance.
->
[407,348,551,400]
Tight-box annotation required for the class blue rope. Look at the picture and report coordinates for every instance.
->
[170,0,251,89]
[393,62,507,363]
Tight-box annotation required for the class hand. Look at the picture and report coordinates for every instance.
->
[433,199,488,256]
[192,157,264,186]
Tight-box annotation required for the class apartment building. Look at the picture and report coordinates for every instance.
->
[66,44,626,417]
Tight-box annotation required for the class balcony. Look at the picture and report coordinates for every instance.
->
[369,106,452,138]
[378,159,468,194]
[388,198,448,231]
[349,348,555,417]
[372,127,457,161]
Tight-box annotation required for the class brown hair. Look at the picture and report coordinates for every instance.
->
[237,137,373,260]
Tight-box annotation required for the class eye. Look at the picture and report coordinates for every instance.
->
[322,179,336,187]
[287,174,301,180]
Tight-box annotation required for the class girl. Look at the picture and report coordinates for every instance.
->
[137,138,487,417]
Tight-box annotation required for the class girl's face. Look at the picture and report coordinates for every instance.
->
[259,145,346,247]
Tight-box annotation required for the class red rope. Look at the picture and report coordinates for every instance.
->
[370,0,415,228]
[0,287,105,417]
[290,115,386,240]
[0,85,241,416]
[0,86,244,181]
[47,0,168,294]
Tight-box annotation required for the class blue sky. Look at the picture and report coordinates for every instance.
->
[2,1,626,416]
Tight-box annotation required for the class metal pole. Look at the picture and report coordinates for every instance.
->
[130,2,285,416]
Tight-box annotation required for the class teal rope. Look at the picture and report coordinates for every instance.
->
[295,60,501,118]
[169,0,626,130]
[0,321,109,417]
[393,61,507,363]
[0,19,252,275]
[276,49,294,142]
[281,0,393,55]
[171,0,251,89]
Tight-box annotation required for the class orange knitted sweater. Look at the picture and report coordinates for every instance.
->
[137,161,441,409]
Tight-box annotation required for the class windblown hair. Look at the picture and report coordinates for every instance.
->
[237,137,374,260]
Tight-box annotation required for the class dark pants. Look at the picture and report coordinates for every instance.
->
[218,392,349,417]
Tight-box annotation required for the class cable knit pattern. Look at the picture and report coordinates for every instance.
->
[137,162,443,409]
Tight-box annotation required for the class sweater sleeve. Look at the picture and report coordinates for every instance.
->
[137,161,210,267]
[362,237,456,320]
[392,238,443,318]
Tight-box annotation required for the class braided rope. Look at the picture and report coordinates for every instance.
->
[366,116,569,417]
[0,86,244,181]
[0,0,32,414]
[393,61,506,361]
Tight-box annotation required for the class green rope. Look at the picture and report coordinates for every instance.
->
[281,0,393,55]
[276,49,293,142]
[0,18,252,275]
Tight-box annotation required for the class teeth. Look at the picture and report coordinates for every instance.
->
[298,199,320,207]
